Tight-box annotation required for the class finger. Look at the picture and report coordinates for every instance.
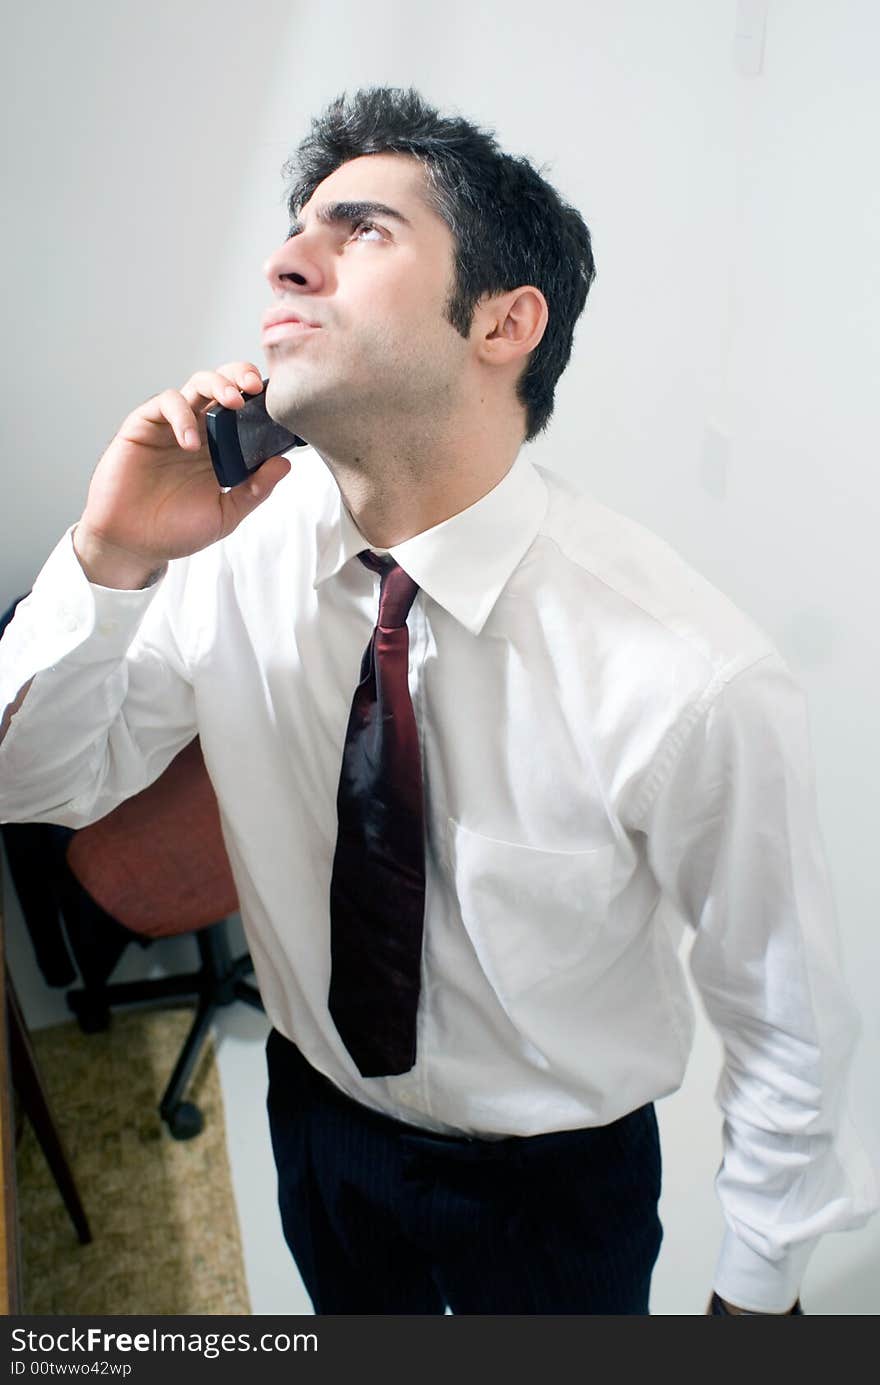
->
[134,388,202,450]
[179,370,250,414]
[217,454,292,526]
[181,364,265,412]
[215,361,265,394]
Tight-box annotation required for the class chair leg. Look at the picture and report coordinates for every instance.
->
[66,983,112,1034]
[66,969,204,1033]
[196,924,233,991]
[6,976,92,1244]
[158,994,217,1140]
[229,946,264,1013]
[65,922,262,1139]
[233,978,264,1012]
[158,928,265,1136]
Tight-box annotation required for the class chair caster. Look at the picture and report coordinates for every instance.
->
[164,1101,204,1141]
[66,990,111,1034]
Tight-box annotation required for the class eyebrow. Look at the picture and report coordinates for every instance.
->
[287,199,414,236]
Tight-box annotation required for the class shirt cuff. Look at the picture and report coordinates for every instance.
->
[14,525,162,655]
[713,1228,816,1313]
[1,528,166,719]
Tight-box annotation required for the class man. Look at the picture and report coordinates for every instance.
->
[0,87,874,1315]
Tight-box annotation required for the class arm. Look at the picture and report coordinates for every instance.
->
[0,529,194,826]
[0,361,291,827]
[637,650,877,1313]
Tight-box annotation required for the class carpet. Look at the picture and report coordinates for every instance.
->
[15,1007,251,1315]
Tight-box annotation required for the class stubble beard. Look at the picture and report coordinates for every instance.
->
[266,329,465,461]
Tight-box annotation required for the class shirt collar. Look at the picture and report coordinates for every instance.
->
[313,450,549,635]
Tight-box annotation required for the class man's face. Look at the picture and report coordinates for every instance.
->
[262,152,470,442]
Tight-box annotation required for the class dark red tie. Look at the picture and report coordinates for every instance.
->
[328,551,426,1077]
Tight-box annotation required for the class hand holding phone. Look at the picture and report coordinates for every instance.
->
[207,378,307,488]
[73,362,294,589]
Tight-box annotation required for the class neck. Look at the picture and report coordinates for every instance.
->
[313,414,524,548]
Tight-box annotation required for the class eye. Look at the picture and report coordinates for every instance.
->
[351,220,384,242]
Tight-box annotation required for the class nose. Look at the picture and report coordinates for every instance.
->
[263,232,323,293]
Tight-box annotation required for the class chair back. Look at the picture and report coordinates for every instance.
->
[65,738,239,938]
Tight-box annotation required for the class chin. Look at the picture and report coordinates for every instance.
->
[264,377,302,429]
[263,374,283,418]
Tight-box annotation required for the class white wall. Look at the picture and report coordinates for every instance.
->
[1,0,877,1313]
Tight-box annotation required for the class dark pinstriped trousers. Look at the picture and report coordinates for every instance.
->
[265,1028,663,1315]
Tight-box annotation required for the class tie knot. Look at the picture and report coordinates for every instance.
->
[358,551,419,629]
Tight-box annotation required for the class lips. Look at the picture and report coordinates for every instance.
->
[261,306,322,347]
[262,319,321,345]
[262,305,321,329]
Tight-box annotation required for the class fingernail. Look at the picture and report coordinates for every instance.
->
[184,429,198,447]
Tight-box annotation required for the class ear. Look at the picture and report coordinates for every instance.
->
[477,286,548,367]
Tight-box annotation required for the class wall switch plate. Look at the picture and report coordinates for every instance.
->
[734,0,769,77]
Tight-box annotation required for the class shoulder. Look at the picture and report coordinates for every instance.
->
[531,463,778,682]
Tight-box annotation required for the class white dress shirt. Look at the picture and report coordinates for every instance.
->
[0,446,875,1312]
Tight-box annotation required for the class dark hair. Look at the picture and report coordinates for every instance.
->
[281,87,596,443]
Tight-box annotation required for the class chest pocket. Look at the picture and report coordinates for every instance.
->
[447,817,616,1009]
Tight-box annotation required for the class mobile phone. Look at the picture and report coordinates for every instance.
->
[206,377,307,488]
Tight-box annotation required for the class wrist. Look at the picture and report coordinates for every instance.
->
[73,523,166,590]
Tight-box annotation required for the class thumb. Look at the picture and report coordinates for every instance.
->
[218,453,293,531]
